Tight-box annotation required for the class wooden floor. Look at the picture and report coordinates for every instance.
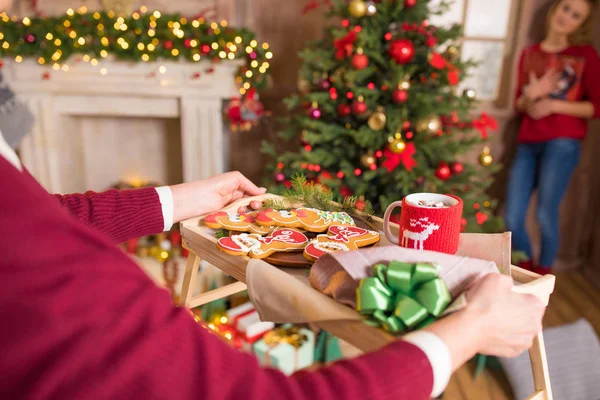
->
[442,270,600,400]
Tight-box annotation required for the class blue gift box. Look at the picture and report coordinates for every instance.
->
[253,325,315,375]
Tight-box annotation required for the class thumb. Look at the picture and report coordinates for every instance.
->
[237,174,267,196]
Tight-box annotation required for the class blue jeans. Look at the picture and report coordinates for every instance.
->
[504,138,581,267]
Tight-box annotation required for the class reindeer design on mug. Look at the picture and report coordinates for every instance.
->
[401,217,440,250]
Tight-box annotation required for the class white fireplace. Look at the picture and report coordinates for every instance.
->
[4,58,241,193]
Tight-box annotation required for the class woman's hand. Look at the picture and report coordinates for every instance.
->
[464,274,545,357]
[422,274,545,371]
[169,171,266,223]
[525,69,560,101]
[527,98,557,120]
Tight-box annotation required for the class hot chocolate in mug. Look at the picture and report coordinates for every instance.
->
[383,193,463,254]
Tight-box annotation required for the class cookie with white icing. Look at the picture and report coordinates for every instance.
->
[303,225,380,262]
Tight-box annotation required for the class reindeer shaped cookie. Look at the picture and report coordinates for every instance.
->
[256,208,355,233]
[217,228,309,259]
[205,211,276,235]
[304,225,380,262]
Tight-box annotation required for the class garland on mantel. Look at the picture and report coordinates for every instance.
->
[0,7,272,128]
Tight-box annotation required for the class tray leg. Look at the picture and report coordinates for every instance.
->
[179,253,201,307]
[526,331,553,400]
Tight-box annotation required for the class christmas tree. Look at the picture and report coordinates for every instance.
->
[262,0,503,233]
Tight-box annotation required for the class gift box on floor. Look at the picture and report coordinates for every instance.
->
[253,325,315,376]
[209,302,274,350]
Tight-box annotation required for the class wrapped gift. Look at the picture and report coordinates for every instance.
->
[218,302,275,351]
[253,325,315,375]
[314,330,344,363]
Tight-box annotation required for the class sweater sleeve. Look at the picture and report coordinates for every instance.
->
[582,45,600,119]
[0,157,435,400]
[52,187,165,244]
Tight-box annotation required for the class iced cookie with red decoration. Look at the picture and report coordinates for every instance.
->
[205,211,276,235]
[304,225,380,262]
[255,208,355,233]
[217,228,309,259]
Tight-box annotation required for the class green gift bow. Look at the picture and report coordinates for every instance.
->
[356,261,452,333]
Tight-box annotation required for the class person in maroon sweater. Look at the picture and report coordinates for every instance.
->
[0,133,547,399]
[505,0,600,275]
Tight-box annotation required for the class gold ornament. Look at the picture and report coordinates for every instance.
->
[388,136,406,153]
[445,45,460,62]
[479,147,493,166]
[297,78,310,94]
[366,1,377,16]
[349,0,368,17]
[416,115,442,134]
[368,107,387,131]
[463,88,477,99]
[361,153,376,167]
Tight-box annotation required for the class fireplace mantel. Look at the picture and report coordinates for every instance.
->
[4,58,242,192]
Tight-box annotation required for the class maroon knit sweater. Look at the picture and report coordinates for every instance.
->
[0,156,434,400]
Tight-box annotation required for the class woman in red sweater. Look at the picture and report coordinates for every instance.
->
[506,0,600,275]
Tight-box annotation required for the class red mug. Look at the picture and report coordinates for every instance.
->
[383,193,464,254]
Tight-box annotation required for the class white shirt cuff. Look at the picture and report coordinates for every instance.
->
[403,331,452,398]
[155,186,174,232]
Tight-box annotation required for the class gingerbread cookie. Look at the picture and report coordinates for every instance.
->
[255,208,355,233]
[217,228,309,259]
[304,225,380,262]
[205,211,276,235]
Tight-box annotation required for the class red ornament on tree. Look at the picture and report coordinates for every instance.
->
[308,103,322,119]
[435,163,451,181]
[447,67,460,86]
[184,38,192,48]
[450,162,464,174]
[392,88,408,104]
[426,36,438,47]
[164,40,173,50]
[404,0,417,7]
[351,52,369,70]
[389,39,415,64]
[320,79,331,90]
[351,97,368,115]
[337,103,352,117]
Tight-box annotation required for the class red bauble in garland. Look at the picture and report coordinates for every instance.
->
[426,36,438,48]
[392,88,408,104]
[337,103,352,117]
[389,39,415,64]
[404,0,417,7]
[164,40,174,50]
[183,38,192,48]
[451,162,464,174]
[351,98,368,115]
[351,53,369,70]
[435,163,451,181]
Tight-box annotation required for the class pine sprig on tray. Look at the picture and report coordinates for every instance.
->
[263,175,375,222]
[215,229,230,239]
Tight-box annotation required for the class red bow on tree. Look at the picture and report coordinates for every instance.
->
[382,142,417,172]
[334,31,357,59]
[472,112,498,139]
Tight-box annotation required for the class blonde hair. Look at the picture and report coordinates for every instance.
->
[546,0,596,45]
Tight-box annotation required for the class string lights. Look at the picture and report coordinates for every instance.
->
[0,8,271,95]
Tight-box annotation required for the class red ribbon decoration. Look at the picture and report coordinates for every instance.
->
[382,142,417,172]
[472,112,498,139]
[334,31,357,59]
